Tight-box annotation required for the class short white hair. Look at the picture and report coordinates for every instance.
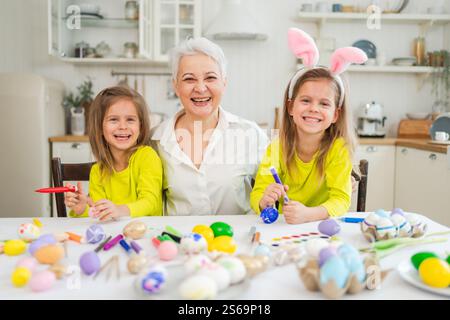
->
[170,37,227,81]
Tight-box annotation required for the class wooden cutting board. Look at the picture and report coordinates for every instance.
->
[398,119,432,139]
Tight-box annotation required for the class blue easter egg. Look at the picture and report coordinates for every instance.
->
[318,247,337,267]
[391,208,405,217]
[337,244,359,258]
[138,267,167,294]
[320,256,350,289]
[254,244,271,257]
[341,253,366,283]
[374,209,389,219]
[29,234,57,255]
[260,207,279,224]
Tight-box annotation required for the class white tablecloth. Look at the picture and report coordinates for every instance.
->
[0,213,449,300]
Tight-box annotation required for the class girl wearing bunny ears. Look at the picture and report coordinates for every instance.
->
[250,28,367,224]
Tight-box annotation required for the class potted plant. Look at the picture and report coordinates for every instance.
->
[431,50,450,118]
[62,78,94,134]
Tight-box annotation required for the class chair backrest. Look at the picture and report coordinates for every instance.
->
[51,157,95,217]
[352,159,369,212]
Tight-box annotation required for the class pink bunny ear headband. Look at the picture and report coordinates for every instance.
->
[287,28,368,107]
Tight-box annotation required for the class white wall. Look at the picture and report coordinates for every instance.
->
[1,0,449,137]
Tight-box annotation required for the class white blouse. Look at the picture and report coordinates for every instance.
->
[151,107,269,216]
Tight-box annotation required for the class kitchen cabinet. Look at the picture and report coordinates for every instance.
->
[48,0,201,64]
[395,146,450,226]
[354,145,396,211]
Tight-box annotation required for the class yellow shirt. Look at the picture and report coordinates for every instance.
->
[70,146,163,218]
[250,137,352,217]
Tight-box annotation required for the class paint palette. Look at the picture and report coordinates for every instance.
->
[268,232,330,247]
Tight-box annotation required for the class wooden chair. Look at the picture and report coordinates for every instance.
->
[352,159,369,212]
[51,157,95,217]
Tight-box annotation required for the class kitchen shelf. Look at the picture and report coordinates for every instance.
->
[58,57,168,67]
[62,17,139,29]
[295,12,450,25]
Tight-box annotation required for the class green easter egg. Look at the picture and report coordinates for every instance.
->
[210,222,233,237]
[446,255,450,265]
[411,252,438,270]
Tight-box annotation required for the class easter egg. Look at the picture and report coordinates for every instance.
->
[260,207,279,224]
[208,236,237,254]
[254,244,271,258]
[136,266,168,294]
[216,256,247,284]
[17,223,40,242]
[79,251,101,276]
[418,258,450,288]
[180,233,208,254]
[34,244,64,265]
[85,224,105,244]
[123,220,147,240]
[362,212,379,232]
[342,254,365,283]
[4,239,27,256]
[184,255,212,274]
[337,244,360,258]
[391,208,405,217]
[16,257,37,272]
[318,247,338,267]
[305,238,329,258]
[197,263,231,291]
[411,252,438,270]
[320,256,350,289]
[210,222,233,237]
[11,267,32,287]
[179,275,218,300]
[29,234,57,255]
[447,255,450,265]
[375,217,397,238]
[391,214,411,236]
[192,225,214,244]
[158,240,178,261]
[29,271,56,292]
[127,255,147,274]
[374,209,389,219]
[318,219,341,236]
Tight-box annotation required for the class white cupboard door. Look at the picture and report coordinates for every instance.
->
[139,0,153,59]
[52,142,93,163]
[354,145,395,211]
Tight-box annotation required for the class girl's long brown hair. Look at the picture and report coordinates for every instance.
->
[280,68,357,181]
[88,86,151,179]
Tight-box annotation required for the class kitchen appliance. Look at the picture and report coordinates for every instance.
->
[0,73,65,217]
[357,101,387,137]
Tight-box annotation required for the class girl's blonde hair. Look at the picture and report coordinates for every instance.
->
[280,68,357,180]
[88,86,151,178]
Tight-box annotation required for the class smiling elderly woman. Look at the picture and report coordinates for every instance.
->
[151,37,269,215]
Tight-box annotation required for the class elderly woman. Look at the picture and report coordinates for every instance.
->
[151,37,269,215]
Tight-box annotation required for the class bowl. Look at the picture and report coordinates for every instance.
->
[406,112,430,120]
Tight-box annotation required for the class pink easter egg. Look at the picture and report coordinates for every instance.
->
[16,257,37,272]
[158,241,178,261]
[29,271,56,292]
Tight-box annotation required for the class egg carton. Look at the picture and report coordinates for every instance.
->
[360,221,427,243]
[297,255,389,299]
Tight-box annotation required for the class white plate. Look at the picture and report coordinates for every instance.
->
[135,264,251,300]
[397,259,450,297]
[428,140,450,145]
[406,112,430,120]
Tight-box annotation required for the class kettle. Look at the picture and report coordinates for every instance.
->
[357,101,387,137]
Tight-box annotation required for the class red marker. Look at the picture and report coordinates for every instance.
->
[35,186,77,193]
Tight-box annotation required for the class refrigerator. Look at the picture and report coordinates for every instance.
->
[0,73,65,217]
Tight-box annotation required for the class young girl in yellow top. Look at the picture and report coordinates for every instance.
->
[65,86,163,221]
[250,28,367,224]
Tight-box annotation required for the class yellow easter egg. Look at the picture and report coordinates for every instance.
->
[192,225,215,244]
[418,257,450,288]
[12,267,31,287]
[209,236,237,254]
[4,239,27,256]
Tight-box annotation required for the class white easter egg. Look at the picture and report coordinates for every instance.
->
[216,256,247,285]
[390,214,411,236]
[375,217,397,238]
[197,263,231,291]
[362,212,379,232]
[180,233,208,254]
[305,238,329,258]
[184,254,212,274]
[179,275,218,300]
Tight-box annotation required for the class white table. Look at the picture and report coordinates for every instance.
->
[0,213,449,300]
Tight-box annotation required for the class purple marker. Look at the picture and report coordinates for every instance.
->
[130,240,143,254]
[269,166,289,203]
[103,234,123,251]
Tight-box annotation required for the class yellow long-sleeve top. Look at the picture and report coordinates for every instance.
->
[250,137,352,217]
[69,146,163,218]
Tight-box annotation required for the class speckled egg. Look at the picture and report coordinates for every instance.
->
[123,220,147,240]
[320,256,350,289]
[85,224,105,244]
[178,275,218,300]
[197,263,231,291]
[136,266,168,294]
[34,244,64,265]
[318,219,341,237]
[158,240,178,261]
[184,254,212,274]
[375,217,397,238]
[216,256,247,285]
[305,238,329,258]
[4,239,27,256]
[17,223,40,242]
[29,271,56,292]
[180,233,208,254]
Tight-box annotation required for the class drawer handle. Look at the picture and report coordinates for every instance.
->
[429,153,437,161]
[366,146,377,153]
[71,143,81,149]
[401,148,408,155]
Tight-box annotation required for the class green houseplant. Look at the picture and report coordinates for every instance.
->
[62,78,94,134]
[431,50,450,117]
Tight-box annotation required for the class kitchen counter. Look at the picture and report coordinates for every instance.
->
[359,138,448,154]
[49,135,89,142]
